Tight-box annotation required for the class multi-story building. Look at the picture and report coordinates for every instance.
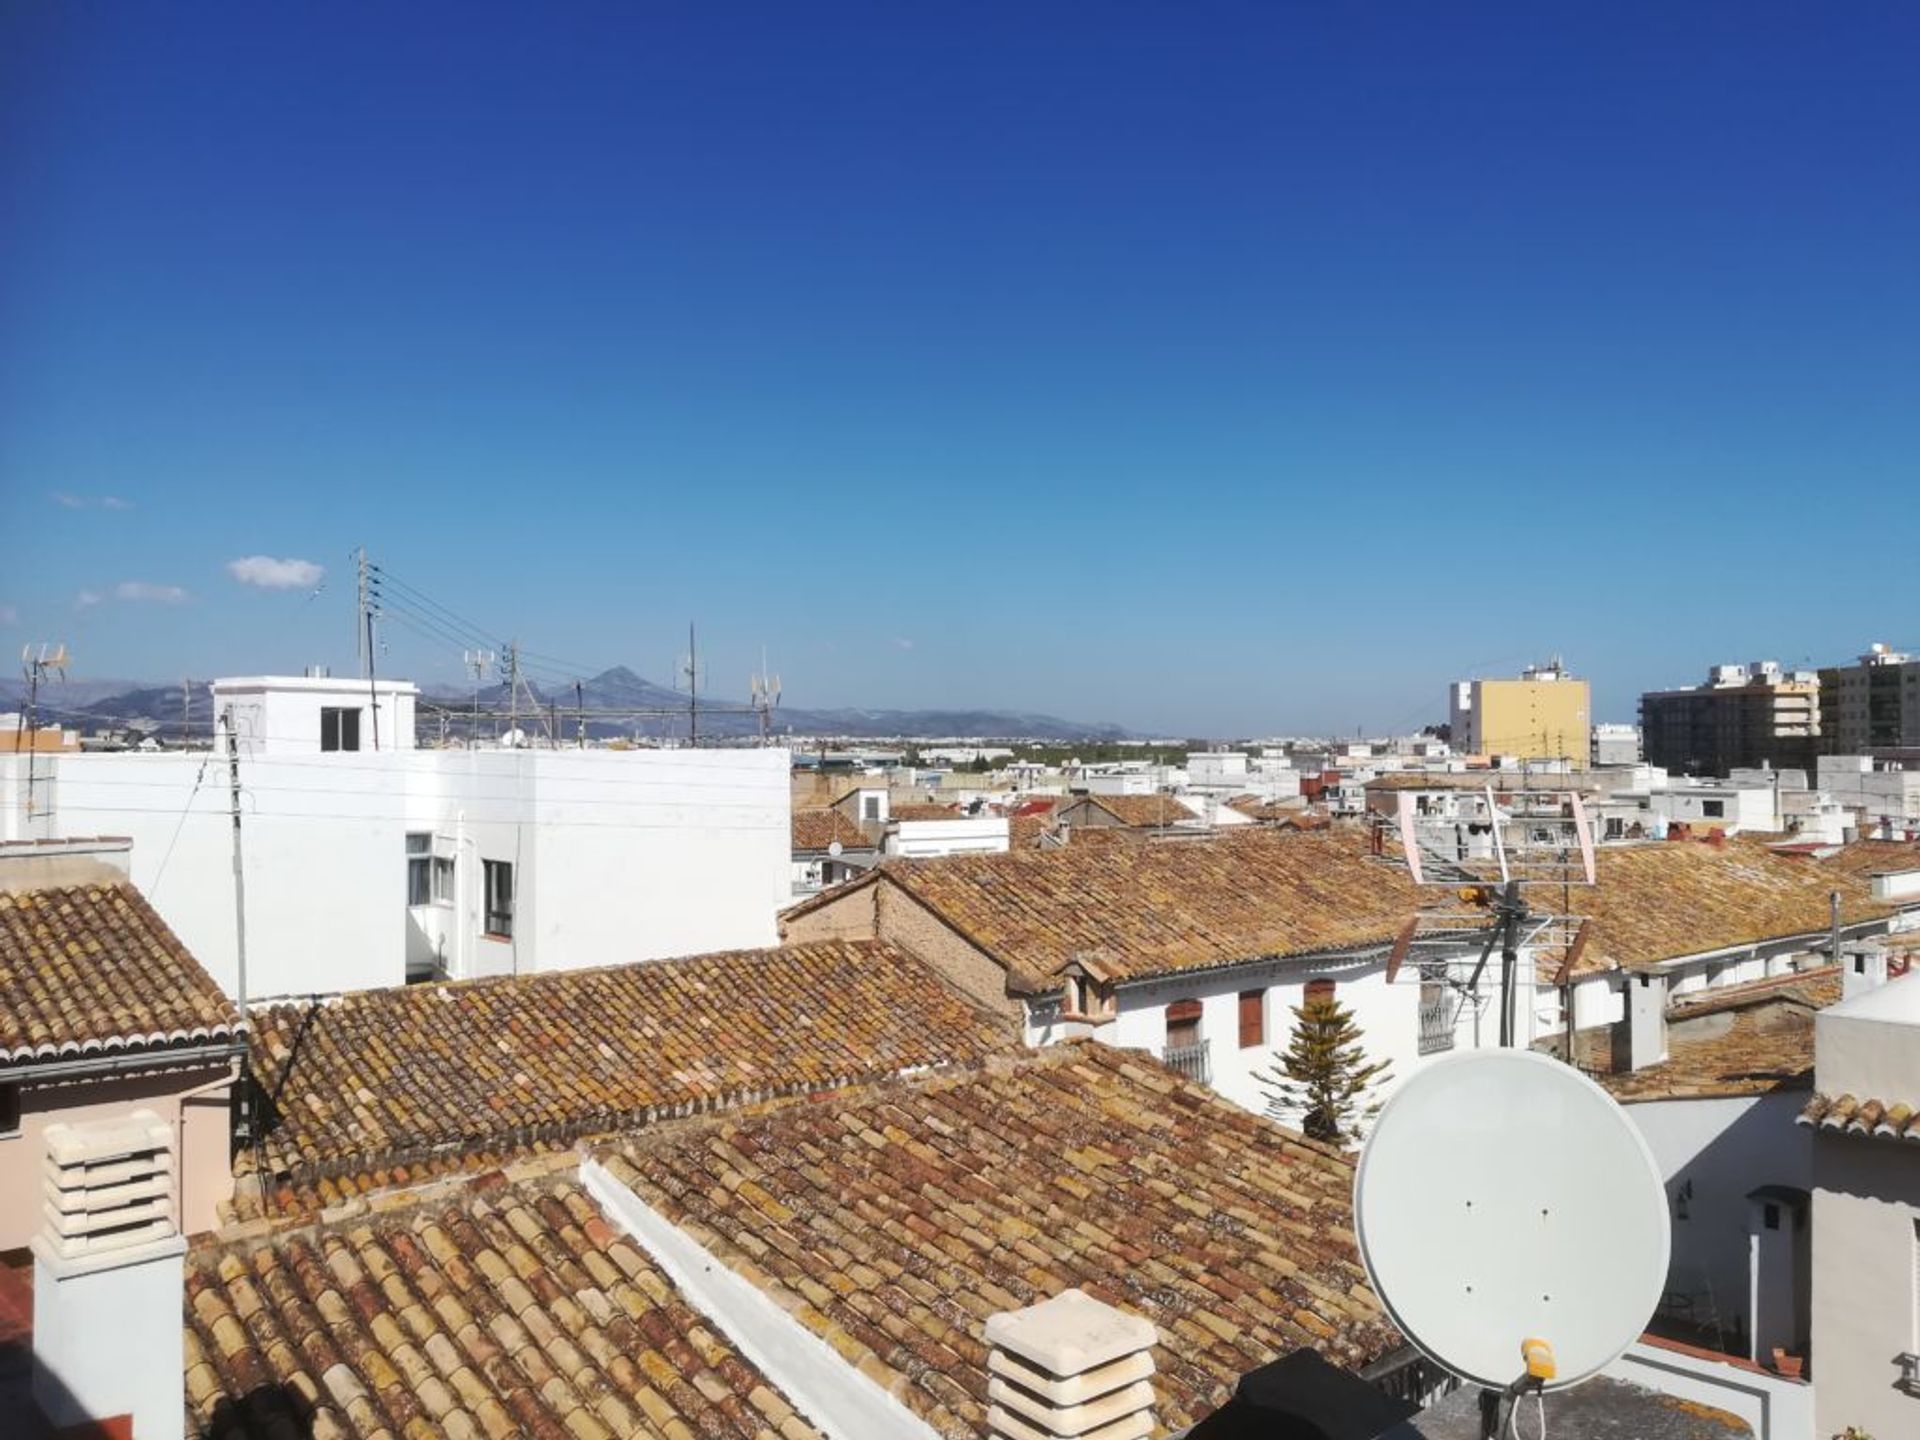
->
[1592,722,1642,767]
[0,673,791,1000]
[1448,658,1591,769]
[1820,642,1920,753]
[1640,661,1821,777]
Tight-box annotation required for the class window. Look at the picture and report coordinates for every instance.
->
[1702,799,1725,818]
[862,795,882,821]
[483,860,514,939]
[1166,998,1202,1050]
[1304,977,1336,1006]
[320,706,361,752]
[1238,990,1265,1049]
[406,834,454,907]
[0,1082,18,1137]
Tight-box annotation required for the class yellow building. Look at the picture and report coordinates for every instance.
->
[1449,660,1592,768]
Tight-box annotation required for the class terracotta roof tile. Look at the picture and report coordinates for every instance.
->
[599,1043,1398,1437]
[1799,1090,1920,1141]
[0,881,241,1065]
[1065,793,1199,827]
[790,809,870,853]
[185,1174,823,1440]
[244,940,1014,1216]
[890,802,966,821]
[1564,971,1840,1101]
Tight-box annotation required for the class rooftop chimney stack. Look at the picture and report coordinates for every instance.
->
[984,1288,1158,1440]
[1842,941,1892,1002]
[32,1110,186,1440]
[1617,971,1669,1072]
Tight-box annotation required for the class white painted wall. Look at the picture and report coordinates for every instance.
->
[0,743,789,1000]
[1624,1093,1812,1353]
[1102,948,1525,1123]
[886,816,1009,859]
[212,675,418,757]
[1605,1340,1812,1440]
[1810,1133,1920,1440]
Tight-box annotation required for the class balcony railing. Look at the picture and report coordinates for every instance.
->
[1162,1040,1212,1085]
[1418,989,1456,1056]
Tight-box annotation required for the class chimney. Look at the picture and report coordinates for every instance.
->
[32,1110,186,1440]
[984,1288,1157,1440]
[1842,941,1891,1002]
[1615,971,1669,1072]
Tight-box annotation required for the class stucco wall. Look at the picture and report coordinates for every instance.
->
[780,882,882,943]
[1810,1132,1920,1440]
[1625,1092,1812,1354]
[0,1061,234,1251]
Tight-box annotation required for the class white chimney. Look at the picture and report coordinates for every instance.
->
[1620,971,1669,1072]
[1843,942,1891,1002]
[32,1110,185,1440]
[984,1288,1157,1440]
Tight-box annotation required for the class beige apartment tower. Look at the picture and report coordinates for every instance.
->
[1449,659,1591,769]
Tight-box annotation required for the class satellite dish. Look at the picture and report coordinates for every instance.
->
[827,840,843,857]
[1353,1050,1667,1395]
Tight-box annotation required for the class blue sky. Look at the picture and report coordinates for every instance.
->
[2,3,1915,736]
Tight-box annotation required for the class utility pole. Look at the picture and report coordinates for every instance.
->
[575,680,585,749]
[682,622,700,747]
[182,678,192,750]
[357,548,381,751]
[222,704,252,1143]
[506,642,520,744]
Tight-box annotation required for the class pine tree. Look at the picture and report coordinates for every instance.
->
[1257,993,1393,1146]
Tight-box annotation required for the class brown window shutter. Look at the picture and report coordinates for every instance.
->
[1304,978,1335,1005]
[1238,990,1264,1048]
[1167,998,1203,1023]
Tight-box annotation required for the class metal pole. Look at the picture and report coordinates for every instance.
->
[223,705,252,1142]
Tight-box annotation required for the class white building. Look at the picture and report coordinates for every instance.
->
[1185,751,1250,794]
[1818,753,1920,838]
[0,674,791,1000]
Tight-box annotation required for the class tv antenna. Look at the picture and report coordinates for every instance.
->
[17,644,68,826]
[1354,1050,1668,1437]
[1376,779,1596,1052]
[463,649,495,745]
[750,649,781,747]
[678,623,705,746]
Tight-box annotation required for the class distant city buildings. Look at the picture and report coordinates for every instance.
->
[1447,658,1591,769]
[1639,660,1822,777]
[1819,641,1920,752]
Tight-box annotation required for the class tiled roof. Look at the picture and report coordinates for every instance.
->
[244,940,1014,1216]
[1567,971,1840,1101]
[1798,1091,1920,1141]
[185,1171,825,1440]
[1067,793,1199,827]
[1223,795,1307,822]
[891,802,966,821]
[790,809,871,853]
[1799,839,1920,879]
[788,830,1427,989]
[1007,814,1051,850]
[0,881,241,1065]
[1572,839,1896,976]
[599,1043,1397,1437]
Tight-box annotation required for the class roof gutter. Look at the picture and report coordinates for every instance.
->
[1642,917,1891,979]
[1109,940,1400,996]
[1,1040,248,1085]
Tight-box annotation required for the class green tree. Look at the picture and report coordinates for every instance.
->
[1257,994,1393,1146]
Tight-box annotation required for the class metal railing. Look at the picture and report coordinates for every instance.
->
[1162,1040,1211,1085]
[1418,989,1456,1055]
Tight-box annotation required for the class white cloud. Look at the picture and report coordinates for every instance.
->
[0,605,18,627]
[893,637,915,651]
[114,581,189,604]
[51,492,134,511]
[75,589,103,609]
[226,555,325,590]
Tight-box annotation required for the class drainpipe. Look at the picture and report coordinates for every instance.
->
[1830,891,1842,969]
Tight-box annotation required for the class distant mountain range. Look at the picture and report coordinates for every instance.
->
[3,667,1132,742]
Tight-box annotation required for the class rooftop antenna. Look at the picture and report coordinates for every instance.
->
[750,648,781,747]
[679,623,704,746]
[1378,776,1597,1052]
[463,649,495,747]
[1354,1050,1669,1438]
[18,643,68,828]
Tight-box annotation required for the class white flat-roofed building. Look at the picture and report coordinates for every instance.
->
[0,675,791,1000]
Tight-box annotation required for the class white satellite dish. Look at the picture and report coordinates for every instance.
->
[1353,1049,1668,1395]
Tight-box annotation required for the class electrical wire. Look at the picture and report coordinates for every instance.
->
[146,751,215,901]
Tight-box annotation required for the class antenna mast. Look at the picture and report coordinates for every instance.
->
[681,622,702,746]
[17,643,67,830]
[750,648,781,747]
[221,703,252,1142]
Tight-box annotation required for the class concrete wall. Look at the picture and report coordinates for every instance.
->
[1809,1132,1920,1440]
[0,1061,234,1251]
[1106,949,1517,1121]
[1,745,789,999]
[1605,1339,1812,1440]
[1624,1093,1812,1352]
